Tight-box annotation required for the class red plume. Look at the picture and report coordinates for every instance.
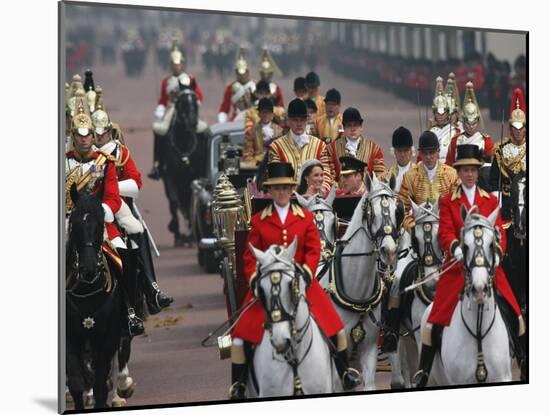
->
[510,88,526,117]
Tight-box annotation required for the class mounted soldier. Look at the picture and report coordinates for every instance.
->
[328,107,386,182]
[149,40,204,180]
[413,144,526,386]
[65,90,144,336]
[228,162,361,399]
[445,72,464,133]
[218,47,257,123]
[258,48,285,108]
[428,77,461,163]
[92,89,173,316]
[268,98,335,193]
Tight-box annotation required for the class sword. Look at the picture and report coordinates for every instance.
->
[401,258,459,294]
[497,108,505,206]
[132,202,160,257]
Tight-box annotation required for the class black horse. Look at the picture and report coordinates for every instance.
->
[160,85,206,246]
[503,171,527,311]
[66,186,121,409]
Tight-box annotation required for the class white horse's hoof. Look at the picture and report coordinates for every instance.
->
[117,379,136,399]
[112,397,127,407]
[84,394,95,407]
[65,388,73,403]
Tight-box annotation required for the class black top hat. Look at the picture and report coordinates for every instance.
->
[256,79,270,94]
[257,97,274,112]
[305,98,317,112]
[263,162,298,186]
[453,144,483,167]
[342,107,363,125]
[324,88,341,104]
[339,156,367,175]
[418,130,440,151]
[287,98,308,118]
[392,126,413,148]
[305,72,320,87]
[294,76,306,91]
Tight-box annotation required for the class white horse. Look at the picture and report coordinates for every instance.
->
[294,186,337,278]
[422,206,512,385]
[248,238,340,397]
[388,200,444,388]
[319,175,402,390]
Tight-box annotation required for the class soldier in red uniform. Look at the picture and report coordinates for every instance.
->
[217,48,256,123]
[149,41,204,179]
[93,101,173,316]
[66,94,144,336]
[258,48,285,108]
[413,145,526,386]
[229,163,361,399]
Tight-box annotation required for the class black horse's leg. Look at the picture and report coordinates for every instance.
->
[67,348,85,410]
[92,350,111,409]
[161,174,182,245]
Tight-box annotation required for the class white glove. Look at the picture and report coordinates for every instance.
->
[217,112,228,124]
[102,203,114,223]
[154,104,166,121]
[118,179,139,198]
[454,246,464,262]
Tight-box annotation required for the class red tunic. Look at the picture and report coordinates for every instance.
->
[272,84,284,108]
[116,145,143,189]
[445,133,494,166]
[428,186,521,326]
[66,150,122,240]
[232,203,344,344]
[157,74,204,106]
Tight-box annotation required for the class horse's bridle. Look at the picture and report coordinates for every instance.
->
[312,206,337,259]
[462,222,497,296]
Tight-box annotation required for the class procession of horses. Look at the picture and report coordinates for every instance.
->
[64,34,527,409]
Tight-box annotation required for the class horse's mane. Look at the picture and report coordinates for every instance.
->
[511,171,526,204]
[341,192,368,240]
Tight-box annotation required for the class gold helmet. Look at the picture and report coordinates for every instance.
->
[258,48,281,78]
[445,73,460,114]
[235,47,249,76]
[91,86,112,135]
[71,89,93,136]
[432,76,449,114]
[509,88,527,129]
[462,81,483,127]
[64,83,71,114]
[67,74,83,116]
[170,38,184,65]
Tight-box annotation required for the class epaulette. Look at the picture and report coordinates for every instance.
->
[478,188,491,199]
[494,137,512,152]
[451,185,462,201]
[260,204,273,220]
[291,203,306,218]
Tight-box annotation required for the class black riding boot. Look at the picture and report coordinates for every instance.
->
[228,363,248,400]
[382,307,401,353]
[413,324,442,387]
[147,134,163,180]
[117,248,145,337]
[496,293,526,381]
[330,336,362,390]
[130,233,173,315]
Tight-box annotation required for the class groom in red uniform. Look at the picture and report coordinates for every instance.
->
[413,144,526,387]
[229,162,361,399]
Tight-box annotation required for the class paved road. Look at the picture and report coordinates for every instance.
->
[66,47,517,409]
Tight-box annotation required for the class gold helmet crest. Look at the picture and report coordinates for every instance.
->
[235,47,249,76]
[67,74,83,116]
[509,88,526,129]
[258,48,280,78]
[462,81,483,127]
[445,73,461,114]
[71,89,93,136]
[432,76,449,115]
[170,38,184,65]
[91,86,112,135]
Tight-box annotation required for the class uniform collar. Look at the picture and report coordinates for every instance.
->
[451,184,491,201]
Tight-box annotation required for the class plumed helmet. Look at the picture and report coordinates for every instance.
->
[235,47,249,75]
[432,76,449,114]
[91,86,112,135]
[71,89,94,135]
[445,73,460,114]
[462,81,483,127]
[258,48,280,77]
[170,38,184,65]
[509,88,527,129]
